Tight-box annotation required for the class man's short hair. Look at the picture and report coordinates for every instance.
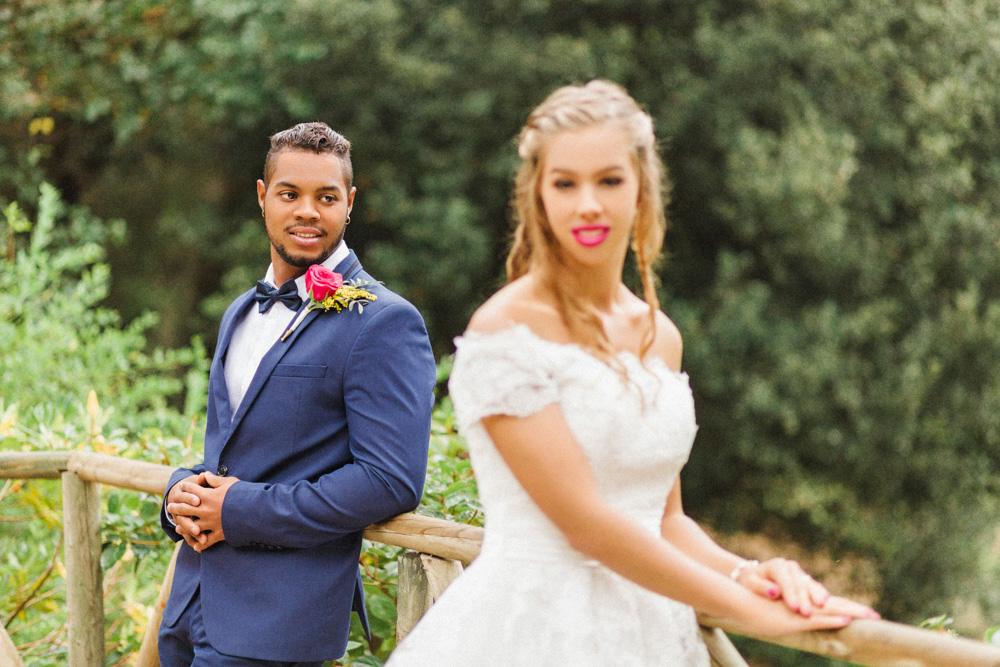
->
[263,122,353,190]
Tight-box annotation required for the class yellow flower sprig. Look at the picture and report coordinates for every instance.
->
[312,282,378,313]
[280,279,378,341]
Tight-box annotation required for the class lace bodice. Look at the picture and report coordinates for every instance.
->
[450,324,699,557]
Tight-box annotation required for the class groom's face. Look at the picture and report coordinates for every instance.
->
[256,148,356,285]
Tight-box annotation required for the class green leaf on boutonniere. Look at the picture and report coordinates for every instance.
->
[281,280,378,341]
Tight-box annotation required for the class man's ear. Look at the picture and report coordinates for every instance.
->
[256,179,267,211]
[347,186,357,214]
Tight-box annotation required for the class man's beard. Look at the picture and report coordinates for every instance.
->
[267,226,345,269]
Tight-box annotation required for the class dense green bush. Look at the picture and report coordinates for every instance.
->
[7,0,1000,640]
[668,0,1000,621]
[0,186,208,664]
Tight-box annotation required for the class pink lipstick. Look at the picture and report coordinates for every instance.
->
[572,225,610,247]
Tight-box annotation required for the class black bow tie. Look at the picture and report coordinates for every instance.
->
[254,279,303,313]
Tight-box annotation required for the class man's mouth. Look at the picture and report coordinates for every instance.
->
[289,229,323,246]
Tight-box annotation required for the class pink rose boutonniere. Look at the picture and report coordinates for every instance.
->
[306,265,343,300]
[280,264,378,341]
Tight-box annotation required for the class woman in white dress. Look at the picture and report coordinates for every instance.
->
[388,80,879,666]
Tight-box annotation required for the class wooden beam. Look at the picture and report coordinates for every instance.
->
[364,514,484,563]
[7,451,1000,667]
[1,453,486,557]
[699,616,1000,667]
[62,471,104,667]
[0,451,70,479]
[68,451,171,496]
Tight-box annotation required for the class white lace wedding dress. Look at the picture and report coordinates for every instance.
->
[387,324,710,666]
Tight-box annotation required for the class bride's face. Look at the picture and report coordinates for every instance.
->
[538,123,640,269]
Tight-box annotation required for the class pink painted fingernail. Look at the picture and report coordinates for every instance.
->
[768,587,779,598]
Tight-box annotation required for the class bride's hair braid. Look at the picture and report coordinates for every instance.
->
[507,80,668,366]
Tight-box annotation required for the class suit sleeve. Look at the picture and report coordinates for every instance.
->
[219,301,436,548]
[159,464,209,541]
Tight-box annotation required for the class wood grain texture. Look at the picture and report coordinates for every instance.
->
[62,472,104,667]
[700,616,1000,667]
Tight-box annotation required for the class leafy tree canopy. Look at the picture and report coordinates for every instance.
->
[4,0,1000,621]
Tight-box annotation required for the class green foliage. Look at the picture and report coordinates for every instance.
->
[919,614,956,634]
[0,187,207,665]
[668,0,1000,620]
[0,183,208,439]
[6,0,1000,647]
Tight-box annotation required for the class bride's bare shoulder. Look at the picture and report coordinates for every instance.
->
[466,276,571,343]
[648,309,684,372]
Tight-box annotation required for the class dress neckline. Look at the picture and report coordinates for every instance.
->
[458,322,689,381]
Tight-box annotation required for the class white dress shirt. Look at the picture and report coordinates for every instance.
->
[224,242,349,418]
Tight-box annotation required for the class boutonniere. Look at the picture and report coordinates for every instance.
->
[280,264,378,341]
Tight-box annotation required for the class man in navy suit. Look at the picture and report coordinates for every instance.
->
[158,122,436,666]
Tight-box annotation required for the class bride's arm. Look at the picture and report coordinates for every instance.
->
[481,406,857,637]
[649,311,877,621]
[659,481,753,586]
[659,480,878,619]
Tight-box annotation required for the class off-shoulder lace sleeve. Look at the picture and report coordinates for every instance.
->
[448,325,559,432]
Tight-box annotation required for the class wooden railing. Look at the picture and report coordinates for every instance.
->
[2,450,1000,667]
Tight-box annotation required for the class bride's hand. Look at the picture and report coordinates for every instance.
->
[736,558,826,615]
[734,557,827,615]
[735,558,879,620]
[816,594,880,620]
[732,597,857,637]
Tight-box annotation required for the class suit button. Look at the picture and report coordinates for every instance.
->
[217,464,229,476]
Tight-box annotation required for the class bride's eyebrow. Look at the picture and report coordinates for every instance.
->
[547,165,628,176]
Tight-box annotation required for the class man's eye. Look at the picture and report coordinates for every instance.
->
[280,192,296,200]
[320,195,336,203]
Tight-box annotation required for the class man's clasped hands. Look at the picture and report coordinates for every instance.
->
[166,472,242,552]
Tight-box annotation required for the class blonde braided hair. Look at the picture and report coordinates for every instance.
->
[507,80,669,368]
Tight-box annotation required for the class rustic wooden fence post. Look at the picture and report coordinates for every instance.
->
[134,541,182,667]
[395,551,464,643]
[0,622,24,667]
[61,471,104,667]
[701,627,750,667]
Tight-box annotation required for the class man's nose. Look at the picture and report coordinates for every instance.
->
[295,197,319,220]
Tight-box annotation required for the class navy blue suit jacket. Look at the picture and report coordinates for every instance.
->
[159,252,436,661]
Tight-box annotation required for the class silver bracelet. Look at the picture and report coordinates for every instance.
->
[729,559,759,582]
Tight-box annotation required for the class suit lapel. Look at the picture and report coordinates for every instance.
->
[333,251,363,282]
[212,290,255,436]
